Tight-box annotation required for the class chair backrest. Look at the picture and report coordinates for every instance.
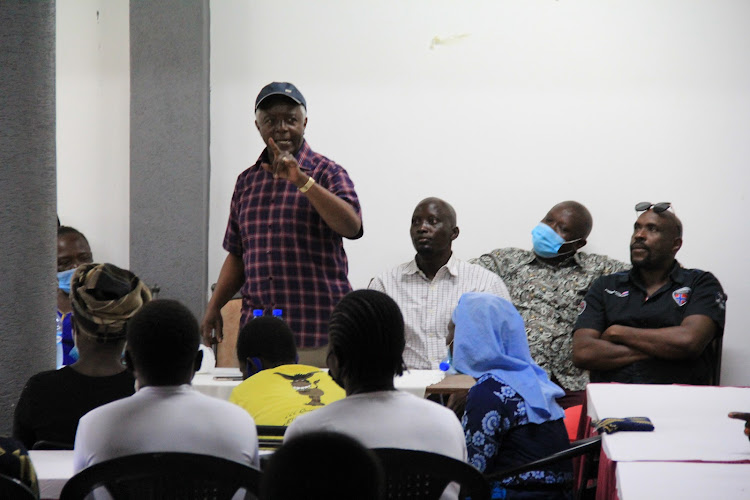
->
[372,448,490,500]
[256,425,287,450]
[31,440,73,450]
[0,473,38,500]
[59,452,261,500]
[487,435,602,500]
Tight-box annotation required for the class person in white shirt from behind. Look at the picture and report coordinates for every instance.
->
[285,289,467,500]
[74,299,259,475]
[369,197,510,369]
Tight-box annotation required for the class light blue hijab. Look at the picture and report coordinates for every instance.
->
[452,292,565,424]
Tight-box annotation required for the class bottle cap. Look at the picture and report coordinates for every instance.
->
[272,309,283,317]
[439,361,451,372]
[252,309,263,317]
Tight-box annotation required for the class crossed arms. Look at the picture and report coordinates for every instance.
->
[572,314,717,371]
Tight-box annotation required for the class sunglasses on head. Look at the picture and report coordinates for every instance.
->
[635,202,672,213]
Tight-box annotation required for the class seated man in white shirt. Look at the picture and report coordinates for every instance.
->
[369,197,510,369]
[73,299,259,473]
[285,290,466,499]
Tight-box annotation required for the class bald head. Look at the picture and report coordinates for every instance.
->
[551,201,593,241]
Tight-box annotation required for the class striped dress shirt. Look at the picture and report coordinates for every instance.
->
[369,254,511,369]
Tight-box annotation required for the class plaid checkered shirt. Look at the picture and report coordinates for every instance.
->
[223,140,361,348]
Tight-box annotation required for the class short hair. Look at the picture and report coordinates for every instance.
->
[415,197,457,227]
[328,290,405,385]
[260,431,384,500]
[126,299,199,385]
[236,316,297,367]
[660,210,683,238]
[58,225,89,245]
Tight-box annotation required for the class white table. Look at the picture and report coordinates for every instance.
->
[616,462,750,500]
[192,368,446,401]
[28,450,74,500]
[587,383,750,462]
[586,384,750,500]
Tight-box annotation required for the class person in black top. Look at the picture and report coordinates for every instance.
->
[13,263,150,448]
[572,203,726,385]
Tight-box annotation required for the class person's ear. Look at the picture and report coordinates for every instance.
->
[193,350,204,372]
[672,237,683,255]
[451,226,460,241]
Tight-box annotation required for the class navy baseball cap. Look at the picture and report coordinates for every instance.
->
[255,82,306,111]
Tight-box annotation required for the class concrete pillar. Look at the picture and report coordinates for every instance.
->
[0,1,57,435]
[129,0,210,318]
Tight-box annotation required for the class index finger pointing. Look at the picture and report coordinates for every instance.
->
[267,137,282,157]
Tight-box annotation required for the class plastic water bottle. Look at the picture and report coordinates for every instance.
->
[439,353,457,374]
[56,314,63,369]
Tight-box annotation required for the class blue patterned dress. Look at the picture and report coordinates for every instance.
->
[463,374,573,499]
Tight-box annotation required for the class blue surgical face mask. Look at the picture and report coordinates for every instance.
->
[57,268,76,293]
[532,222,578,259]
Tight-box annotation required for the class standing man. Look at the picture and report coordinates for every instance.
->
[573,202,727,385]
[369,197,510,370]
[471,201,627,407]
[202,82,363,367]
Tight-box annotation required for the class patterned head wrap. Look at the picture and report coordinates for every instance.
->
[70,263,151,343]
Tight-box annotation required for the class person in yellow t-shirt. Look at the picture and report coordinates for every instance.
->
[229,316,344,426]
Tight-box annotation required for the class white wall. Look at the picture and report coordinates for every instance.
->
[57,0,130,268]
[210,0,750,385]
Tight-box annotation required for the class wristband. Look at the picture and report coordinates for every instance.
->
[298,176,315,193]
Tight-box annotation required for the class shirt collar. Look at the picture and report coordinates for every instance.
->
[622,260,683,285]
[527,249,582,268]
[406,253,458,277]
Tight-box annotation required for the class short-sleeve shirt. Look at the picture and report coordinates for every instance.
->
[471,248,628,392]
[368,255,511,369]
[229,364,345,426]
[574,263,727,384]
[223,140,361,348]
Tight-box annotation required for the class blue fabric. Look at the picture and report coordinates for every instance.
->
[57,268,75,293]
[57,311,77,366]
[463,375,572,499]
[531,223,565,259]
[452,292,564,424]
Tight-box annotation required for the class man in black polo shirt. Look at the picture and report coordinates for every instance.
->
[572,203,727,385]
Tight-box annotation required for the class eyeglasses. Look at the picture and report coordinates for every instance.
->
[635,202,672,213]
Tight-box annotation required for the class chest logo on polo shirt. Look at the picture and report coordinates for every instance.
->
[577,300,586,315]
[604,288,629,298]
[672,287,691,307]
